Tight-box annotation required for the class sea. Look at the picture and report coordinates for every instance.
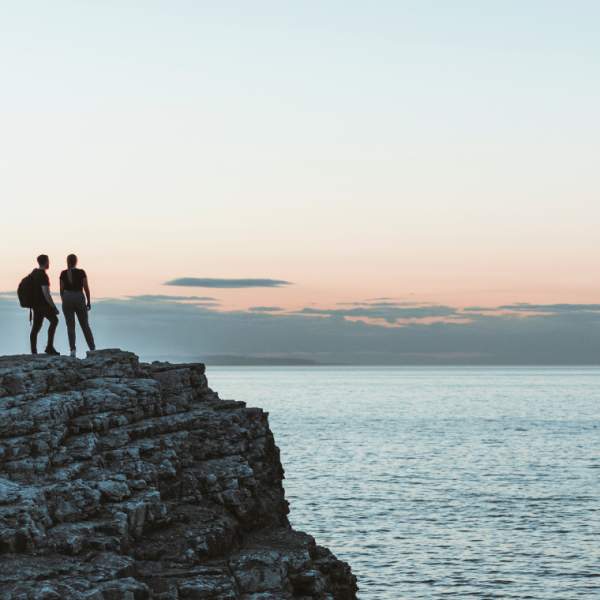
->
[207,366,600,600]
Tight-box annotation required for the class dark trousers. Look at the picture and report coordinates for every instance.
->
[30,305,58,353]
[62,291,95,352]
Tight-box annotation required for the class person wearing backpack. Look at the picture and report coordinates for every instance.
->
[26,254,60,355]
[59,253,96,358]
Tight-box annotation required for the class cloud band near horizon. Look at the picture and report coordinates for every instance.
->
[3,296,599,365]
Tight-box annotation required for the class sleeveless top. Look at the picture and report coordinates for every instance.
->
[60,268,87,292]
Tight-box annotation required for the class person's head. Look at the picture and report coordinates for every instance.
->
[67,254,78,269]
[37,254,49,270]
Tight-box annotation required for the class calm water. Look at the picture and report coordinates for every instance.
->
[207,367,600,599]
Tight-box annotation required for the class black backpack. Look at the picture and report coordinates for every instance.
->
[17,271,37,309]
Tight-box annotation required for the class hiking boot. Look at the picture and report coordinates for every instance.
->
[45,347,60,356]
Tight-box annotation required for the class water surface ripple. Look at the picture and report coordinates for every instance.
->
[209,367,600,599]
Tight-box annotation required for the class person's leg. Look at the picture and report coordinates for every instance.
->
[74,296,96,351]
[62,296,76,351]
[46,308,59,351]
[30,308,44,354]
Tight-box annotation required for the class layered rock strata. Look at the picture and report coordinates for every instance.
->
[0,350,357,599]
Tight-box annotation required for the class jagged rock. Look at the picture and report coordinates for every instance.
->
[0,350,357,599]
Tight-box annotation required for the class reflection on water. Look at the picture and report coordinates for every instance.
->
[208,367,600,599]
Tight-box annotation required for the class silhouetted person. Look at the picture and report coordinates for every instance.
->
[60,254,96,358]
[30,254,60,355]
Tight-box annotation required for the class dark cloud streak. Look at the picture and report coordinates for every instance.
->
[164,278,292,288]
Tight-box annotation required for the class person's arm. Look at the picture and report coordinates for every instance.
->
[83,277,91,310]
[42,286,59,314]
[60,277,65,297]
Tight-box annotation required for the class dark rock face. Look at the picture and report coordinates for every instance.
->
[0,350,357,599]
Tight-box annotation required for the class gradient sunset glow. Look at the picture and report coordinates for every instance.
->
[1,2,599,358]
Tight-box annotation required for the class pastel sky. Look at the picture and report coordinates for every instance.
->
[1,1,599,313]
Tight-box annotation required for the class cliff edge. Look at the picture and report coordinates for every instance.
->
[0,350,357,599]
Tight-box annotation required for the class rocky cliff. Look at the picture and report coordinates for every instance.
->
[0,350,357,599]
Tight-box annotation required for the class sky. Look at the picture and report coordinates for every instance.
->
[1,2,599,362]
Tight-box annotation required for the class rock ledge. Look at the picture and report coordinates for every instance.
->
[0,350,357,599]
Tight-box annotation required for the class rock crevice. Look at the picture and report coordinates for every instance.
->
[0,350,357,599]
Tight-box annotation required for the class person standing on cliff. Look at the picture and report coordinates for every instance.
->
[59,253,96,358]
[29,254,60,355]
